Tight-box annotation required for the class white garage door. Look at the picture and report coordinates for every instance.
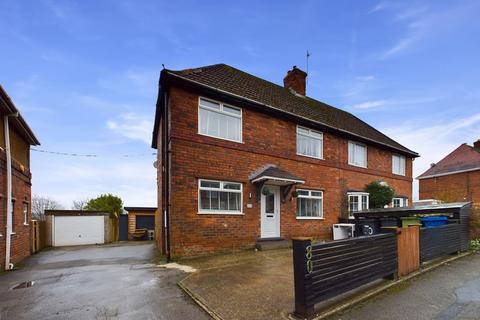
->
[53,216,105,246]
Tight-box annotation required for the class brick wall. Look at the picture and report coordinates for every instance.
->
[162,86,413,258]
[419,171,480,240]
[0,151,32,268]
[419,170,480,203]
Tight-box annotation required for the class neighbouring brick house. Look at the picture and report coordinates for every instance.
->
[0,86,40,269]
[418,140,480,237]
[152,64,419,258]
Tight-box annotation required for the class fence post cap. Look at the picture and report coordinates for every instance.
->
[292,237,313,241]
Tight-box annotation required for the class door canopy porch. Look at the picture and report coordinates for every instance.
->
[250,165,305,202]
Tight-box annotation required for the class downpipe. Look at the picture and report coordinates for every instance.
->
[4,113,18,271]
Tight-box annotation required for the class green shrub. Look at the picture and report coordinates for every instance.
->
[365,181,395,209]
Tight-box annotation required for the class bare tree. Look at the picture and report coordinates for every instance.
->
[32,195,62,220]
[71,199,89,210]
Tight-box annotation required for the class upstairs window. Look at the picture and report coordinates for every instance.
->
[296,189,323,219]
[297,126,323,159]
[348,141,367,168]
[348,192,369,218]
[198,98,242,142]
[198,179,242,214]
[392,154,406,176]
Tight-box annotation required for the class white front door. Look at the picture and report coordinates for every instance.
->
[261,185,281,238]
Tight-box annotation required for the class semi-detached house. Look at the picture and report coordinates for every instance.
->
[152,64,419,258]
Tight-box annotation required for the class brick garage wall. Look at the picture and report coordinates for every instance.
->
[164,86,413,258]
[0,151,32,268]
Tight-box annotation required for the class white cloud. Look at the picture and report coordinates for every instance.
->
[32,156,157,208]
[107,112,153,144]
[355,75,376,82]
[351,100,389,109]
[381,113,480,199]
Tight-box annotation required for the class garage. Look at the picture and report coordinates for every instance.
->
[124,206,157,240]
[45,210,111,247]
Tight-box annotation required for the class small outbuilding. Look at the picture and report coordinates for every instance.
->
[45,210,114,247]
[123,207,157,240]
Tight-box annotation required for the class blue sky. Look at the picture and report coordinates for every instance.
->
[1,0,480,206]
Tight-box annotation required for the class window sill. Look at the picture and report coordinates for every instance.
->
[197,133,243,144]
[348,162,367,169]
[392,172,406,176]
[296,153,324,160]
[197,212,244,216]
[296,217,324,220]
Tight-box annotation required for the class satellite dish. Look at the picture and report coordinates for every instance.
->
[153,161,158,168]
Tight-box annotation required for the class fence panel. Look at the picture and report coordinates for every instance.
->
[397,226,420,276]
[293,234,397,319]
[420,224,461,263]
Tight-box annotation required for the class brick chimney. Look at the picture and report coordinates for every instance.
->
[283,66,307,96]
[474,139,480,151]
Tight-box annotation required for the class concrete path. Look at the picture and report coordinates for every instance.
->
[328,252,480,320]
[0,242,209,320]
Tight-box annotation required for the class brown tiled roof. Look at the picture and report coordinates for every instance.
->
[162,64,418,157]
[418,144,480,179]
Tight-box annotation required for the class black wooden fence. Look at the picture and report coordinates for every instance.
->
[293,234,397,319]
[420,224,462,263]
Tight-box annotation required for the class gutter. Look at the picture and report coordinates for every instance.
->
[417,167,480,180]
[165,71,419,158]
[4,113,18,270]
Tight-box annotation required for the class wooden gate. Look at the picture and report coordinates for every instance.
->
[31,220,47,253]
[397,226,420,277]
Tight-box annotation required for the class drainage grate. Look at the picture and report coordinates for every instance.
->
[12,281,35,290]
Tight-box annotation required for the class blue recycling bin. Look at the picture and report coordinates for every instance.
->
[421,216,448,228]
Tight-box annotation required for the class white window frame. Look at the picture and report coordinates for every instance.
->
[392,154,406,176]
[392,197,408,208]
[23,202,29,225]
[296,189,324,219]
[198,179,243,215]
[348,141,368,168]
[296,126,324,159]
[198,97,243,143]
[347,192,369,218]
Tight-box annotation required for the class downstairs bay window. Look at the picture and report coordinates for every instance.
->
[198,179,242,214]
[296,189,323,219]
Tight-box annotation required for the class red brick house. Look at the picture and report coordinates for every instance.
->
[152,64,418,258]
[0,86,40,269]
[418,141,480,203]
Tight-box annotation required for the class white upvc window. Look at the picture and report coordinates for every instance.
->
[198,179,243,214]
[348,192,369,218]
[348,141,367,168]
[198,97,242,142]
[392,197,408,208]
[23,202,29,225]
[392,154,406,176]
[296,189,323,219]
[297,126,323,159]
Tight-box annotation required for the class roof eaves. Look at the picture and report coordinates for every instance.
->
[417,166,480,180]
[166,71,419,158]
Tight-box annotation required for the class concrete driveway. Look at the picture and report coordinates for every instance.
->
[0,242,209,320]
